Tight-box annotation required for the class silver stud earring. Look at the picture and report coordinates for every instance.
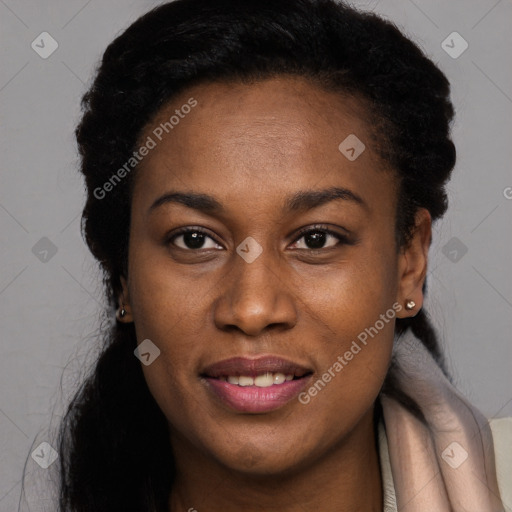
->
[119,306,126,318]
[405,300,416,311]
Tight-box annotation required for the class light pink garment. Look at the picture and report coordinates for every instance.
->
[381,329,505,512]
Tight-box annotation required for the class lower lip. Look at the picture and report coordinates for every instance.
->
[204,377,311,413]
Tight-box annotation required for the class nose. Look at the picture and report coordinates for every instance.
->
[213,250,298,337]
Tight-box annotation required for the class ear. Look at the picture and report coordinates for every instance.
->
[116,275,134,322]
[395,208,431,318]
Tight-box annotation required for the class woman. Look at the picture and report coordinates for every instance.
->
[50,0,511,510]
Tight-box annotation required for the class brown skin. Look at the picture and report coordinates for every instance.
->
[117,76,431,511]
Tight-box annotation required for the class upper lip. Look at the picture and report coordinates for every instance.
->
[201,356,313,379]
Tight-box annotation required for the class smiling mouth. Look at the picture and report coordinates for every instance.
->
[200,356,313,413]
[216,372,298,387]
[201,355,312,382]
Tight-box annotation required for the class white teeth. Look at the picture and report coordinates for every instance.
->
[238,376,254,387]
[254,373,274,387]
[223,372,295,387]
[273,372,286,384]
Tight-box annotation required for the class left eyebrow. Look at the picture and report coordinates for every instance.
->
[284,186,367,213]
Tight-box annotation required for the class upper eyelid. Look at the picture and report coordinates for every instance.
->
[293,224,349,239]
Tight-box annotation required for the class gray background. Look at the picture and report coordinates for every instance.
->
[1,0,511,510]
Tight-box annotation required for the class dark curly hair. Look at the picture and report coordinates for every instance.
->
[54,0,456,510]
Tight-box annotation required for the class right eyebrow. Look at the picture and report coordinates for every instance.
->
[149,191,224,215]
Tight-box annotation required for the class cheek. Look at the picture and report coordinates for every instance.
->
[126,250,210,393]
[128,243,211,339]
[298,291,395,441]
[300,245,399,334]
[128,265,211,441]
[294,250,398,418]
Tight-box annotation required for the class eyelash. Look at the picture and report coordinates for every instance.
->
[167,224,353,251]
[293,224,352,248]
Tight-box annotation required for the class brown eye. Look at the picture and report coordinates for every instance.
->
[289,226,352,250]
[168,228,223,250]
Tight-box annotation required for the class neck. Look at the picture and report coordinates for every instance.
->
[168,408,383,512]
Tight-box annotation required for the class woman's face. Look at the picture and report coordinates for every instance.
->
[120,76,429,475]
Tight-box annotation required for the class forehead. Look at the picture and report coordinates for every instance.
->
[132,76,396,214]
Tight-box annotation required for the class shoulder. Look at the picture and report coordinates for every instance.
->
[489,417,512,508]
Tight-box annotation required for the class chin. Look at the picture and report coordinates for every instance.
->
[199,425,321,477]
[216,448,309,478]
